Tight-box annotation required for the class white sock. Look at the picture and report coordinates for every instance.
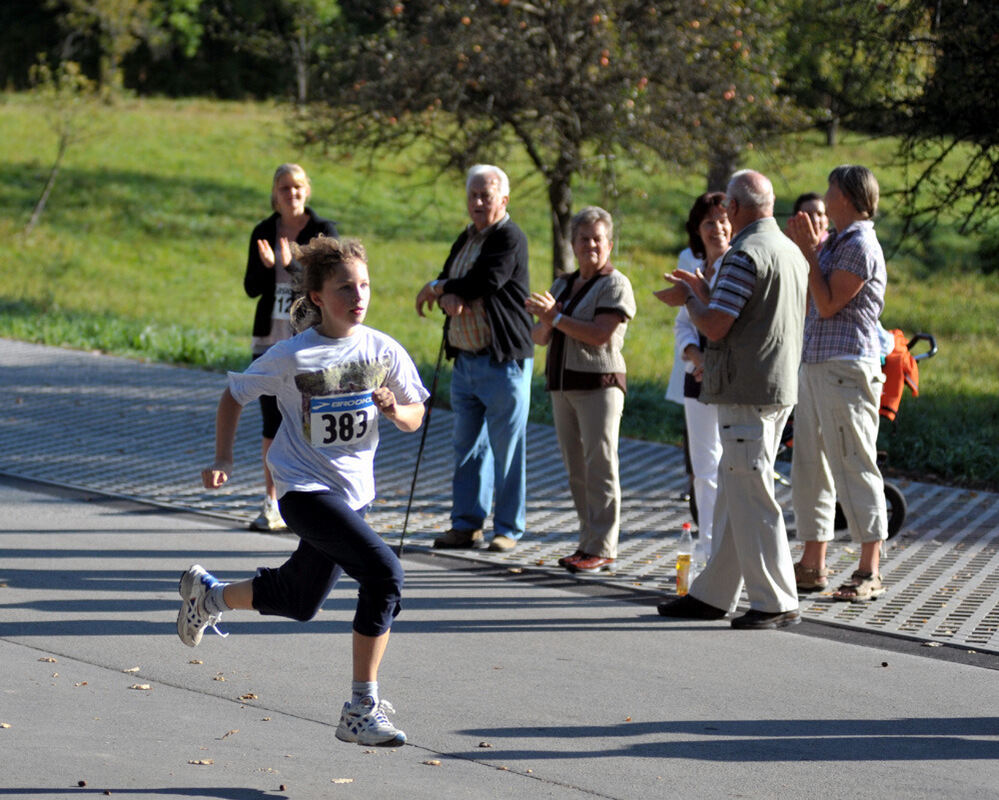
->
[204,583,230,616]
[351,681,378,708]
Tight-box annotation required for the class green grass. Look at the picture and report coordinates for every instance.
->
[2,95,997,487]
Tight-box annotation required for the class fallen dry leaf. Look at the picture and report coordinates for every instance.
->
[75,681,88,687]
[238,693,258,701]
[922,641,943,648]
[38,657,57,663]
[423,760,442,766]
[213,674,226,682]
[219,729,239,740]
[1,722,11,729]
[507,567,523,574]
[189,659,203,665]
[188,759,214,766]
[122,667,140,674]
[478,741,492,748]
[331,778,353,784]
[129,684,152,691]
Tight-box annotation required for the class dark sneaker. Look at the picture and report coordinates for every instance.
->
[657,594,728,620]
[730,608,801,630]
[432,528,485,549]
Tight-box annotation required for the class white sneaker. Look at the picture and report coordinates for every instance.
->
[249,498,286,532]
[335,699,406,747]
[177,565,227,647]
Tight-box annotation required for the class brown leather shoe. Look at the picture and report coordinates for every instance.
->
[567,555,615,574]
[432,528,485,549]
[558,550,584,567]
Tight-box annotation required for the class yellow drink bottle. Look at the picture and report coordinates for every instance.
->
[676,522,693,596]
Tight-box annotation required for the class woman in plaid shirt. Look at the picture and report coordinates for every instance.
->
[786,165,889,602]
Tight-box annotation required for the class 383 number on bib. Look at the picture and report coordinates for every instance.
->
[309,391,375,448]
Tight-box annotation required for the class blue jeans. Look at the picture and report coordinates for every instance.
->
[450,352,532,539]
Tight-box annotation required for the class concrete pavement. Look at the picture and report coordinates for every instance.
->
[3,339,999,653]
[2,476,998,800]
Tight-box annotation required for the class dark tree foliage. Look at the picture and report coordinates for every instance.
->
[305,0,801,276]
[885,0,999,239]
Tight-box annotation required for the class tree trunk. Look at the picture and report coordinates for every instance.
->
[548,175,573,280]
[706,147,740,193]
[825,116,839,147]
[294,31,308,105]
[25,135,68,235]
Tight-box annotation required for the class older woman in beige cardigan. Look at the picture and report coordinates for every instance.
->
[525,206,636,573]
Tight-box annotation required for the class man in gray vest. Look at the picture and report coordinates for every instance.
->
[654,170,807,629]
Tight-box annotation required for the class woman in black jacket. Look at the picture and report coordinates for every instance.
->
[243,163,338,531]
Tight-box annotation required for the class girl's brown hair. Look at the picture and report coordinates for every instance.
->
[289,236,367,332]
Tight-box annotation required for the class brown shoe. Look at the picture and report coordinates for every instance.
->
[567,555,615,574]
[433,528,485,549]
[558,550,584,567]
[794,562,829,592]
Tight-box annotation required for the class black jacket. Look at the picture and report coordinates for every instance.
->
[243,207,338,338]
[437,218,533,363]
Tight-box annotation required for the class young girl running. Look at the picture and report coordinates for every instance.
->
[180,236,428,747]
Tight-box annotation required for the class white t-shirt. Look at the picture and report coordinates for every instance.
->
[228,326,429,508]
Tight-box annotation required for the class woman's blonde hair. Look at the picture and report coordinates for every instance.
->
[270,163,311,212]
[289,236,367,332]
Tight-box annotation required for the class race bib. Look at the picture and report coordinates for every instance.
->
[309,391,376,448]
[272,284,294,320]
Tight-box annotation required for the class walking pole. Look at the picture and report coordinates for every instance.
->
[396,332,447,556]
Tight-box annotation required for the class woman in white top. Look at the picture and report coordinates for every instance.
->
[659,192,732,560]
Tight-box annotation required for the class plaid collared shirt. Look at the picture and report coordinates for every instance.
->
[446,219,505,353]
[802,220,886,363]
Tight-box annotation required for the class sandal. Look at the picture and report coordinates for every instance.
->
[833,570,886,602]
[794,562,829,591]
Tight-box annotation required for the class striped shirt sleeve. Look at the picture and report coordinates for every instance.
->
[708,250,757,318]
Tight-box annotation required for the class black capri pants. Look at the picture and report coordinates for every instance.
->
[251,491,404,637]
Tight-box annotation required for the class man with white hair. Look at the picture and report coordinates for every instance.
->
[654,169,807,629]
[416,165,533,552]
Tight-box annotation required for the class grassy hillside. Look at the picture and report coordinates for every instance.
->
[2,95,997,486]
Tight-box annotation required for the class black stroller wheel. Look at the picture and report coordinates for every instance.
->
[833,482,907,538]
[885,481,907,539]
[834,502,848,531]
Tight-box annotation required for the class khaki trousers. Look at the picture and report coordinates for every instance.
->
[690,403,798,614]
[550,388,624,558]
[792,359,888,544]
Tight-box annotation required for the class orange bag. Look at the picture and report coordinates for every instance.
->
[880,329,919,422]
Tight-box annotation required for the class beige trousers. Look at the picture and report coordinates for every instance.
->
[792,359,888,544]
[550,388,624,559]
[690,403,798,614]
